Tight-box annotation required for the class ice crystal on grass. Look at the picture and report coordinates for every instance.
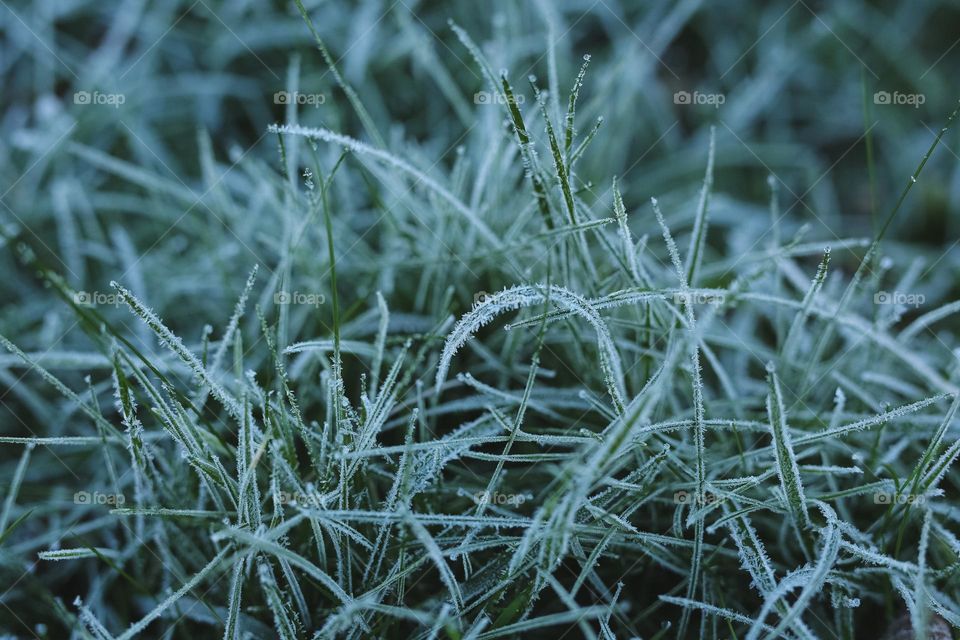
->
[766,363,811,530]
[4,3,960,639]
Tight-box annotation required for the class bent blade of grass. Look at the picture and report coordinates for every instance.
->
[269,123,500,247]
[435,284,626,413]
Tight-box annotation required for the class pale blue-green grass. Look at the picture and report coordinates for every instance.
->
[3,2,960,639]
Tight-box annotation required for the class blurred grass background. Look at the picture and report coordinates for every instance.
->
[3,1,960,332]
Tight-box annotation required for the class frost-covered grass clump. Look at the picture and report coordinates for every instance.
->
[4,1,960,638]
